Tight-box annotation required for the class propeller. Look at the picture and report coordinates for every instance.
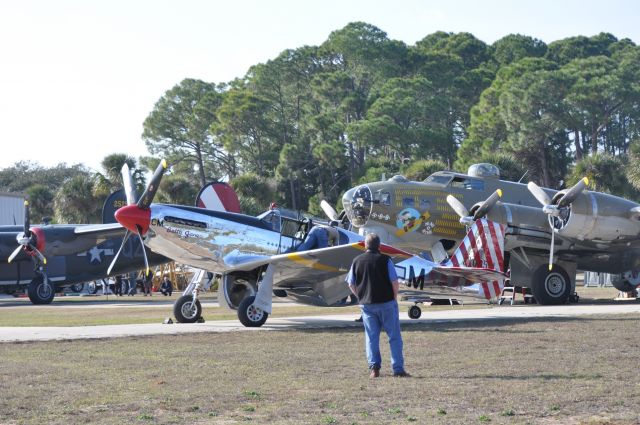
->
[527,177,589,270]
[121,163,137,206]
[137,159,167,209]
[108,159,168,275]
[320,200,340,222]
[7,201,47,265]
[446,189,502,227]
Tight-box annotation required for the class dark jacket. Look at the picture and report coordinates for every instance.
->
[351,250,394,304]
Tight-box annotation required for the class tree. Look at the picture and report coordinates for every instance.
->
[545,33,618,65]
[230,173,274,216]
[53,175,101,223]
[93,153,146,200]
[348,77,448,162]
[456,58,558,170]
[25,184,54,223]
[214,86,279,178]
[568,153,634,197]
[491,34,547,66]
[157,175,198,205]
[143,79,226,187]
[403,159,448,181]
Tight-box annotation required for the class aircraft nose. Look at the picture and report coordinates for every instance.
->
[342,185,372,227]
[114,204,151,235]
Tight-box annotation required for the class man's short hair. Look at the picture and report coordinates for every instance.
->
[365,233,380,251]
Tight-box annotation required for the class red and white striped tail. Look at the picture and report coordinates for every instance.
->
[444,218,506,300]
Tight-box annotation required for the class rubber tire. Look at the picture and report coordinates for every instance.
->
[611,275,636,292]
[70,283,84,293]
[531,265,571,305]
[86,281,99,295]
[28,276,55,305]
[173,295,202,323]
[408,305,422,319]
[238,295,268,327]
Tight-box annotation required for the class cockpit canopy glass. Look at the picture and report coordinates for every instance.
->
[423,173,453,185]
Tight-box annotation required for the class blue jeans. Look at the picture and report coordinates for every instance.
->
[361,300,405,373]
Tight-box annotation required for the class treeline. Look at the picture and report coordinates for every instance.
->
[3,23,640,223]
[142,23,640,213]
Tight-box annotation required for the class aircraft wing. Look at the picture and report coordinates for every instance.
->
[73,223,126,242]
[227,241,504,288]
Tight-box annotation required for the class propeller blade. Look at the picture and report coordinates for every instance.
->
[472,189,503,220]
[135,226,150,275]
[7,244,23,264]
[121,163,137,205]
[548,225,555,271]
[137,159,168,209]
[557,177,589,208]
[23,201,30,237]
[107,230,130,275]
[527,181,552,207]
[320,200,339,221]
[446,195,469,219]
[31,246,47,265]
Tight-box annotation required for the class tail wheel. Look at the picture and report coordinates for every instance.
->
[408,305,422,319]
[238,295,268,327]
[531,265,571,305]
[173,295,202,323]
[28,276,55,305]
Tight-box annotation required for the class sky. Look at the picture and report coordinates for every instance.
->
[1,0,639,173]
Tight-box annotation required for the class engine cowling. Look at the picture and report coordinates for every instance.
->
[548,191,640,242]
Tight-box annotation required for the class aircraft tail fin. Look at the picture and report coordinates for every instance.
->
[443,218,506,299]
[196,182,241,213]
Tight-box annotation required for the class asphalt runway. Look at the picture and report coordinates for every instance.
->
[2,302,640,342]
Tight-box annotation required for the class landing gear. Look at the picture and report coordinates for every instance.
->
[238,295,268,327]
[28,275,54,304]
[69,283,84,293]
[86,280,99,295]
[222,272,258,310]
[174,294,202,323]
[612,275,637,292]
[408,305,422,319]
[531,265,571,305]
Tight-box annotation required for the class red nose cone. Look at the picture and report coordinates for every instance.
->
[115,205,151,235]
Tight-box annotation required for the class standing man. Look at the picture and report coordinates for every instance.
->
[346,233,410,378]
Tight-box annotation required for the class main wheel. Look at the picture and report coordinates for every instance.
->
[70,283,84,293]
[612,275,636,292]
[28,276,55,305]
[531,265,571,305]
[173,295,202,323]
[238,295,268,327]
[408,305,422,319]
[86,281,99,295]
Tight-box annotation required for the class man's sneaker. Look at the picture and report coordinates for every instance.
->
[369,368,380,378]
[393,371,411,378]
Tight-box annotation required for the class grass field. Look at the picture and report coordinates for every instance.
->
[1,312,639,424]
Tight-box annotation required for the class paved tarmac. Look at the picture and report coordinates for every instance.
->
[2,302,640,342]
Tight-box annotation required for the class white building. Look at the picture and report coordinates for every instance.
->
[0,192,25,225]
